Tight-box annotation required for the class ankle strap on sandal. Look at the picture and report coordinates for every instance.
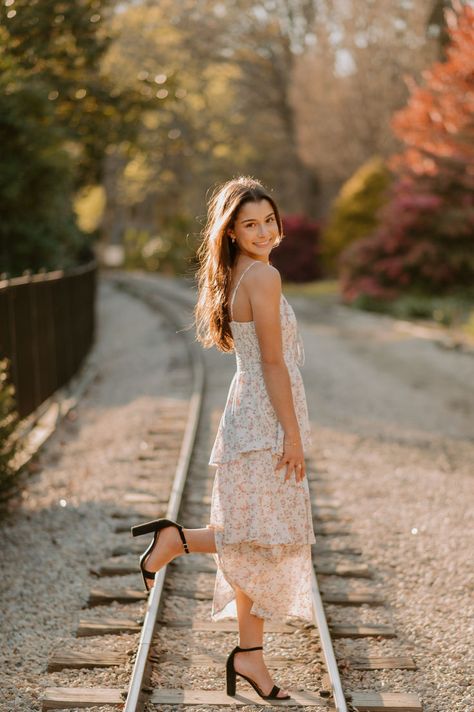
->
[236,645,263,651]
[176,524,189,554]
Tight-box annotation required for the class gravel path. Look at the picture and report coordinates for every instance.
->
[291,295,474,712]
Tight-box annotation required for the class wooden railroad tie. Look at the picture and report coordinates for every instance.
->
[314,523,351,535]
[328,623,396,638]
[343,656,417,670]
[87,586,147,606]
[158,618,301,633]
[42,686,422,710]
[46,649,416,674]
[48,649,129,672]
[85,579,385,607]
[321,590,385,605]
[151,652,309,668]
[77,616,142,637]
[313,561,372,577]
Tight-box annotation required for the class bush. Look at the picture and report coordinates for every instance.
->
[271,214,321,283]
[320,156,392,276]
[339,172,474,304]
[348,288,474,329]
[0,358,20,505]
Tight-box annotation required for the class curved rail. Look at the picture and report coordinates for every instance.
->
[115,277,205,712]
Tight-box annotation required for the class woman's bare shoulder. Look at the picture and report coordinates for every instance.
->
[246,263,282,320]
[246,262,281,290]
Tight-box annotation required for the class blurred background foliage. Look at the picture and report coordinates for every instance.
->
[0,359,19,504]
[0,0,472,333]
[319,156,393,275]
[272,215,322,283]
[339,3,474,305]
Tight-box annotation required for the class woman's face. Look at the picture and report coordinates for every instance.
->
[228,199,280,262]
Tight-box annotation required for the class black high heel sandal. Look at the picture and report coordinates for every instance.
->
[226,645,291,700]
[130,517,190,591]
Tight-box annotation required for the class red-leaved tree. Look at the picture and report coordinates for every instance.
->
[339,1,474,303]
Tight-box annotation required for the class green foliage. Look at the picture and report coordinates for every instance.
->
[123,215,197,275]
[349,287,474,329]
[0,51,84,276]
[0,0,155,276]
[74,185,106,234]
[0,359,20,505]
[0,0,147,186]
[320,156,392,276]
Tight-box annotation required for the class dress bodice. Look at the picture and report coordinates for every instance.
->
[230,294,306,371]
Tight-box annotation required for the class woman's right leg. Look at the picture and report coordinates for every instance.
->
[143,526,216,580]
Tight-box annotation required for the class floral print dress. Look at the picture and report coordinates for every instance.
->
[206,260,316,623]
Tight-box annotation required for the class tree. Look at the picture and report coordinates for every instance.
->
[339,1,474,303]
[0,49,83,276]
[169,0,322,215]
[99,0,323,246]
[0,0,162,274]
[1,0,152,185]
[290,0,440,213]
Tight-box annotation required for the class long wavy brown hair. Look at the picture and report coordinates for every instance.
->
[194,176,283,353]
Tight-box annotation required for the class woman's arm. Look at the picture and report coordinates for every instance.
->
[244,264,305,482]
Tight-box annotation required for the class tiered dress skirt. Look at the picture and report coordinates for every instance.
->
[206,296,316,623]
[206,449,316,622]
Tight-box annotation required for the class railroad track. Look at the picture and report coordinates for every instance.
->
[41,271,423,712]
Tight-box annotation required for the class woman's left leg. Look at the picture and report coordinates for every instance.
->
[233,586,290,698]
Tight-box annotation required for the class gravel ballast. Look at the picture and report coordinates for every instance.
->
[0,273,472,712]
[295,297,474,712]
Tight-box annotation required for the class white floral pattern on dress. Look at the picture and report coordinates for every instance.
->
[206,263,316,623]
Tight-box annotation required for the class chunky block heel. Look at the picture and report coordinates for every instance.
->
[225,645,290,700]
[226,656,236,696]
[130,517,190,591]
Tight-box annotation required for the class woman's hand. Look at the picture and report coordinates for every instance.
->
[275,433,306,483]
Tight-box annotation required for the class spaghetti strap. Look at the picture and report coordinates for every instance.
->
[229,261,261,321]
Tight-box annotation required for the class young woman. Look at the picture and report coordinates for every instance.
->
[131,176,316,700]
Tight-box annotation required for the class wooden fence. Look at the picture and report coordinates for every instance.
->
[0,261,97,419]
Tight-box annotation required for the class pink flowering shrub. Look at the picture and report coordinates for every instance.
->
[271,214,322,282]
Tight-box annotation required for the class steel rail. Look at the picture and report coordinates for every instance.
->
[311,569,348,711]
[115,279,205,712]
